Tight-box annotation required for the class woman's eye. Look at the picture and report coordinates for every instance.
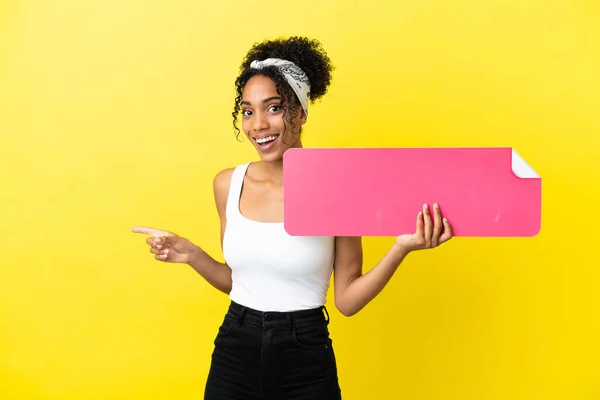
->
[242,110,252,116]
[268,105,282,113]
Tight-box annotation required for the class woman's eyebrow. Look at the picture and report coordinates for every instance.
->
[241,96,282,106]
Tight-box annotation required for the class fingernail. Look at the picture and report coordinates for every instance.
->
[443,218,448,222]
[424,204,428,209]
[155,237,161,243]
[434,203,439,209]
[157,245,162,250]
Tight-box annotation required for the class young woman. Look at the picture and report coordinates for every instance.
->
[133,36,453,400]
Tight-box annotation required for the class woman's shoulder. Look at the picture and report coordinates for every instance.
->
[213,162,250,185]
[213,166,239,216]
[213,167,235,195]
[213,162,250,199]
[213,167,235,185]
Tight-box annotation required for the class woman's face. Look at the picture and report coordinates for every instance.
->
[241,75,306,163]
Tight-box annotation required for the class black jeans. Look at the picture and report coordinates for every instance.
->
[204,301,342,399]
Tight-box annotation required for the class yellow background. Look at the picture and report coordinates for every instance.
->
[1,0,599,399]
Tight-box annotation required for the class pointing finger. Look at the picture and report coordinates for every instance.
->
[132,226,171,237]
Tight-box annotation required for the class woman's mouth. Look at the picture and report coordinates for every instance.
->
[254,135,280,151]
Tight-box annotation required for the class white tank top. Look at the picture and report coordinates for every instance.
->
[222,162,335,312]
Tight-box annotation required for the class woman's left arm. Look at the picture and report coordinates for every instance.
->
[333,203,453,317]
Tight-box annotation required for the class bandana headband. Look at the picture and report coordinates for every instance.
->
[249,58,311,117]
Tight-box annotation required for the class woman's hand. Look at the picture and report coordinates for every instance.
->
[132,226,201,264]
[394,203,453,255]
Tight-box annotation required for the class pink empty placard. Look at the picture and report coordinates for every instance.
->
[282,147,541,237]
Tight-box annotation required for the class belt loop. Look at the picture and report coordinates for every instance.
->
[237,305,247,327]
[322,305,330,324]
[289,311,294,331]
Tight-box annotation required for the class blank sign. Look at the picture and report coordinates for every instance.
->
[282,147,542,237]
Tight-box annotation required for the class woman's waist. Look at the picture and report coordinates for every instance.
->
[225,299,330,328]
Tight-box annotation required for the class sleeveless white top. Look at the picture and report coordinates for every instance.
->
[222,162,335,312]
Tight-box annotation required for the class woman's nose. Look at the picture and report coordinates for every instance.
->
[252,113,269,131]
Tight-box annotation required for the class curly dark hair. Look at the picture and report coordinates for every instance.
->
[232,36,334,141]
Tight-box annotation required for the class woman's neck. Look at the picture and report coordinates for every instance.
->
[255,159,283,184]
[253,139,302,183]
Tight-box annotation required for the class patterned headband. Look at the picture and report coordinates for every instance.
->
[250,58,311,117]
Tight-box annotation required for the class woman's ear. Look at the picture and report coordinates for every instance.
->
[299,109,307,125]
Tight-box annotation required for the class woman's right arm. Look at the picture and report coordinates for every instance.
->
[186,246,232,294]
[186,168,235,294]
[132,168,234,294]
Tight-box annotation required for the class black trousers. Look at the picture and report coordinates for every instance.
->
[204,301,342,399]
